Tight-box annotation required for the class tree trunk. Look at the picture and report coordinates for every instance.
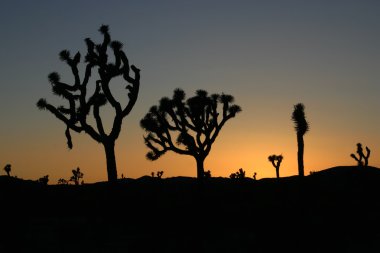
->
[104,141,118,182]
[297,134,305,177]
[276,167,280,178]
[196,157,205,180]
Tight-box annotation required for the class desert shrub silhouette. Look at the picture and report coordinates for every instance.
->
[37,25,140,182]
[57,178,69,185]
[291,103,309,177]
[140,89,241,180]
[204,170,212,178]
[70,167,84,185]
[350,143,371,167]
[230,168,245,179]
[3,164,11,176]
[38,175,49,185]
[268,154,283,178]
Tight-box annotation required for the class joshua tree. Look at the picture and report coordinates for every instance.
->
[37,25,140,182]
[70,167,84,185]
[3,164,11,176]
[351,143,371,167]
[140,89,241,180]
[291,103,309,177]
[268,154,283,178]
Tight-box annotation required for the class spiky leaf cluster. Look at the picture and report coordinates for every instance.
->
[3,164,11,176]
[37,25,140,149]
[268,154,283,168]
[291,103,309,136]
[140,89,241,161]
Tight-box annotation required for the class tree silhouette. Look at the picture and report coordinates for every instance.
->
[151,171,164,179]
[3,164,11,176]
[37,25,140,182]
[268,154,283,178]
[140,89,241,180]
[291,103,309,177]
[351,143,371,167]
[70,167,84,185]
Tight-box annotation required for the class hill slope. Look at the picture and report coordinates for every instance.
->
[0,166,379,252]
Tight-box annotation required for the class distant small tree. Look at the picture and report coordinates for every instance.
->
[151,171,164,179]
[38,175,49,185]
[291,103,309,177]
[70,167,84,185]
[268,154,283,178]
[37,25,140,182]
[253,172,257,180]
[204,170,212,179]
[157,171,164,178]
[351,143,371,167]
[3,164,11,176]
[141,89,241,180]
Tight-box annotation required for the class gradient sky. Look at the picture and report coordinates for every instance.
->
[0,0,379,183]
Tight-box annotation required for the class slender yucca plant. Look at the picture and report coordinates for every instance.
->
[291,103,309,177]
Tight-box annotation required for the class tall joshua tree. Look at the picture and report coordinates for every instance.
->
[291,103,309,177]
[140,89,241,180]
[268,154,283,178]
[37,25,140,182]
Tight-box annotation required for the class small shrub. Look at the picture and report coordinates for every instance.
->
[204,170,212,178]
[230,168,245,179]
[58,178,69,185]
[38,175,49,185]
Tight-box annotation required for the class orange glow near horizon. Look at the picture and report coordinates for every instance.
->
[3,120,378,184]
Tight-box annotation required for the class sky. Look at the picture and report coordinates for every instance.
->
[0,0,379,183]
